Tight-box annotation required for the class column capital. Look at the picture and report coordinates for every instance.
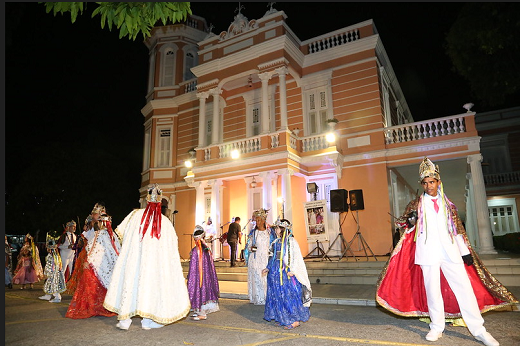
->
[196,91,210,100]
[207,179,223,188]
[277,168,294,176]
[275,66,288,76]
[209,87,222,96]
[258,171,275,180]
[467,154,483,164]
[258,71,275,81]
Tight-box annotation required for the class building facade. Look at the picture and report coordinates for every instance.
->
[138,8,496,259]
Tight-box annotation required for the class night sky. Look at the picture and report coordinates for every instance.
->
[3,2,516,234]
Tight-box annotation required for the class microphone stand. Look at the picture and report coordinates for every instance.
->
[219,221,231,261]
[240,219,252,262]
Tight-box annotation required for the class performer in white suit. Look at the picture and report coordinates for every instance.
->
[104,184,191,330]
[376,157,516,346]
[58,220,77,281]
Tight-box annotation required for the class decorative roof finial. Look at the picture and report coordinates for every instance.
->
[235,3,245,15]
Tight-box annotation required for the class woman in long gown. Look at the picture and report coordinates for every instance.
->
[12,240,39,289]
[263,218,312,329]
[66,203,121,319]
[245,208,276,305]
[187,225,220,321]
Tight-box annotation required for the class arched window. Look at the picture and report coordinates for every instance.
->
[184,51,196,81]
[161,47,176,86]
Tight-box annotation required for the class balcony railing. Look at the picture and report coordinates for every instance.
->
[384,114,468,144]
[484,171,520,186]
[305,27,361,54]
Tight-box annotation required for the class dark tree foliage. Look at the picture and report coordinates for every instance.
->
[445,3,520,107]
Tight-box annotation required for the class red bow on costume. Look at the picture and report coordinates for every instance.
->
[139,202,162,240]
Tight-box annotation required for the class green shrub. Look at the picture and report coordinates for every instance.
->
[493,232,520,253]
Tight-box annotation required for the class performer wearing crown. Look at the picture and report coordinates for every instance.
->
[263,218,311,330]
[104,184,191,330]
[376,157,518,346]
[58,220,77,281]
[186,225,220,321]
[245,208,276,305]
[12,234,43,289]
[39,234,66,303]
[66,202,121,319]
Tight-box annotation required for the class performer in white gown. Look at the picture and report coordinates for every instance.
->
[104,184,191,330]
[245,208,276,305]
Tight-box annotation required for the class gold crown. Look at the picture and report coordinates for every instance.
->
[66,220,76,228]
[252,208,269,219]
[419,157,440,182]
[91,203,106,215]
[146,183,163,203]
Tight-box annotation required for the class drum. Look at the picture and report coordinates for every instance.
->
[219,232,228,245]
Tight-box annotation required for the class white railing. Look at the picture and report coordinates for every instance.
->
[384,115,467,144]
[307,28,360,54]
[302,134,330,152]
[484,171,520,185]
[289,133,298,150]
[219,137,262,158]
[180,78,197,93]
[271,133,279,148]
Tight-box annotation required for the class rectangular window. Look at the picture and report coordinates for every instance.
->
[306,88,330,135]
[488,198,519,236]
[143,128,151,170]
[252,105,260,136]
[157,128,171,167]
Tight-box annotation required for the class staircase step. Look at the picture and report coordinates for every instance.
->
[180,254,520,286]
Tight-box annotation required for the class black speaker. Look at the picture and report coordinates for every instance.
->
[330,189,349,212]
[349,189,364,211]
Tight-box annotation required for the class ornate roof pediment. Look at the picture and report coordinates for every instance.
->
[219,12,258,41]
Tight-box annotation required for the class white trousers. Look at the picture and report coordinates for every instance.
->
[421,260,486,336]
[60,249,75,277]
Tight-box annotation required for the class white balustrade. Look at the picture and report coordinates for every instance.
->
[302,134,329,152]
[307,28,360,54]
[384,115,467,144]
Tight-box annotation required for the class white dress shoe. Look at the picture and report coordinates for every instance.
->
[142,318,164,330]
[116,319,132,330]
[425,330,443,341]
[49,298,61,303]
[39,295,52,300]
[475,332,499,346]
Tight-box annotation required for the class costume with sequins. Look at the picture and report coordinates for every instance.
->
[66,214,121,319]
[264,222,311,328]
[376,193,518,318]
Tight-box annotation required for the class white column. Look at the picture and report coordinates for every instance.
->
[467,154,497,254]
[194,181,208,227]
[258,72,272,134]
[259,171,275,225]
[464,173,479,249]
[275,67,288,130]
[208,179,223,259]
[277,168,294,222]
[210,88,221,144]
[196,92,209,148]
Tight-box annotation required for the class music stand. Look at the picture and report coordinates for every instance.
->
[322,213,357,261]
[304,239,331,261]
[347,210,378,261]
